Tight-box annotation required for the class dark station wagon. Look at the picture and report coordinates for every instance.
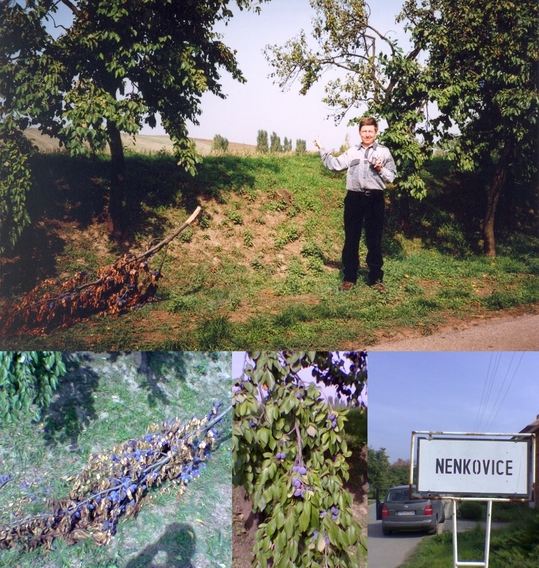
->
[381,485,445,535]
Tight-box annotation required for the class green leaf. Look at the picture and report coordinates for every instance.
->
[299,500,311,533]
[316,531,326,552]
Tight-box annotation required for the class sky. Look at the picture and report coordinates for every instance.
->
[46,0,411,151]
[232,351,367,405]
[142,0,411,151]
[368,351,539,462]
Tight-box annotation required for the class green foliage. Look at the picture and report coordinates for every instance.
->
[225,209,244,225]
[399,0,539,254]
[0,352,66,423]
[233,351,367,567]
[257,130,269,153]
[296,139,307,153]
[178,226,195,242]
[283,137,293,152]
[212,134,229,153]
[195,316,233,350]
[0,0,269,248]
[404,508,539,568]
[265,0,432,199]
[266,0,539,253]
[244,228,255,247]
[458,501,484,521]
[388,463,409,487]
[274,223,301,249]
[0,119,34,254]
[270,131,283,153]
[367,447,392,491]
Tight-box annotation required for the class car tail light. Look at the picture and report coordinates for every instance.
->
[424,504,433,516]
[381,505,389,518]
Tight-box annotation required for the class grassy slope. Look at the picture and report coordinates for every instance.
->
[1,148,538,350]
[0,352,232,568]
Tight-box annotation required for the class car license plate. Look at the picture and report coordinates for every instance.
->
[397,511,415,516]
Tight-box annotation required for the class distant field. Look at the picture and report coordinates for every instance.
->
[24,128,257,156]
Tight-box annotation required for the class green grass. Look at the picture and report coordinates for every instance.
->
[0,352,232,568]
[1,152,538,350]
[399,505,539,568]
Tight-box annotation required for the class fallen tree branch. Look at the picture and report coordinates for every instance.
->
[0,207,202,337]
[0,402,231,550]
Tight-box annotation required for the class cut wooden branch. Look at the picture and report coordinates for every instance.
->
[135,206,201,261]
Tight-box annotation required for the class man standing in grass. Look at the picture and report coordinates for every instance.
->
[314,117,396,292]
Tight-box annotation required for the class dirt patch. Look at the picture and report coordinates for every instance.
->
[232,486,257,568]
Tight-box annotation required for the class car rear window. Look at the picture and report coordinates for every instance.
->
[386,489,409,502]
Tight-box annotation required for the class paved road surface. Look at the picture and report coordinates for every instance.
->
[368,503,511,568]
[371,312,539,351]
[368,503,430,568]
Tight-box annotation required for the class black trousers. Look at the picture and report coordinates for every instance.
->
[342,190,385,284]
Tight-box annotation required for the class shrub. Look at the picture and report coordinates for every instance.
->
[225,210,243,225]
[459,501,484,520]
[270,131,282,153]
[257,130,269,153]
[212,134,229,152]
[296,139,307,153]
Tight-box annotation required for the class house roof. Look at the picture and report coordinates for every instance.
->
[520,415,539,434]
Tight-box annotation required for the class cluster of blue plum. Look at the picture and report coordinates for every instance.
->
[320,506,340,521]
[291,477,305,498]
[328,413,338,429]
[290,464,309,497]
[0,474,12,486]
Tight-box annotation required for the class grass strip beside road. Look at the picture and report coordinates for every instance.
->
[400,507,539,568]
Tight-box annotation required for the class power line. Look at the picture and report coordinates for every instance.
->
[485,352,525,432]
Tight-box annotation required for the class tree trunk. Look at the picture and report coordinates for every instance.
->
[483,144,512,257]
[399,190,411,236]
[107,120,126,237]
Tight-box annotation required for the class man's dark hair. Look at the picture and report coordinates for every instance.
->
[358,116,378,130]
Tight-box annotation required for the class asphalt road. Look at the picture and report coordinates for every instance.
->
[370,312,539,351]
[368,502,511,568]
[368,503,432,568]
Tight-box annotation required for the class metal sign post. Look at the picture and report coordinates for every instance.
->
[410,431,535,568]
[451,498,492,568]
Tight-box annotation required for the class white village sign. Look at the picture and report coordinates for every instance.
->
[417,437,530,497]
[410,432,535,568]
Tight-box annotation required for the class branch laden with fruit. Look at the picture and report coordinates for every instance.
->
[233,351,367,568]
[0,402,230,551]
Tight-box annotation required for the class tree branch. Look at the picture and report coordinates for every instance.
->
[58,0,81,18]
